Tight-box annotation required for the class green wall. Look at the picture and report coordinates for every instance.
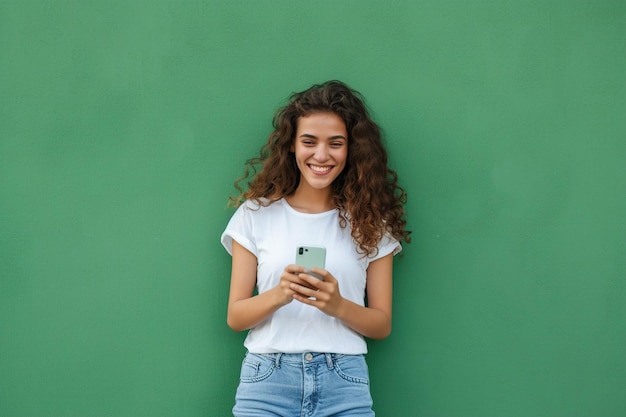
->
[1,1,624,416]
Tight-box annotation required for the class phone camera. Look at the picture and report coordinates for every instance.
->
[298,247,303,255]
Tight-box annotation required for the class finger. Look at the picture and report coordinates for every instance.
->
[280,273,300,284]
[290,282,311,294]
[309,268,333,282]
[297,272,325,289]
[285,264,307,274]
[292,292,316,305]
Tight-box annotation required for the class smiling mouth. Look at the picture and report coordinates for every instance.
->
[309,165,333,174]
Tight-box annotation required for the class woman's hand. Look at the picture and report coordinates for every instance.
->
[272,264,319,306]
[289,268,346,318]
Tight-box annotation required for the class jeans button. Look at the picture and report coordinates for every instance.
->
[304,353,313,361]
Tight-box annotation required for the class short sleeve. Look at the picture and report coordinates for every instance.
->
[370,233,402,262]
[220,202,258,257]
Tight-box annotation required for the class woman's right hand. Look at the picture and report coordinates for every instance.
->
[274,264,309,306]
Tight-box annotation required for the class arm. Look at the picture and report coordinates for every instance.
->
[226,240,314,332]
[290,253,394,339]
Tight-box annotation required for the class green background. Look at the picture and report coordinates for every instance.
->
[1,1,625,416]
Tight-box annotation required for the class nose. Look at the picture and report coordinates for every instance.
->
[313,144,329,161]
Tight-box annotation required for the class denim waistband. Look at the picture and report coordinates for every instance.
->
[256,352,355,369]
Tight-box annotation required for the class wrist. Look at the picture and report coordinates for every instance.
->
[334,297,350,321]
[270,285,291,308]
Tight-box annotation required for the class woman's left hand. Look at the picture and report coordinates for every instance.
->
[290,269,345,318]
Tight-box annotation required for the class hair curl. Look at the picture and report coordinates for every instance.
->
[229,80,410,256]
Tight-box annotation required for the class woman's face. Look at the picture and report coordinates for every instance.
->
[292,112,348,192]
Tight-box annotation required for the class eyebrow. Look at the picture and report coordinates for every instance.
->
[299,133,347,140]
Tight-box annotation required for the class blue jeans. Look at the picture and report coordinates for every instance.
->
[233,352,375,417]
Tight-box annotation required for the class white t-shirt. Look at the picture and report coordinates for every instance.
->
[221,198,401,354]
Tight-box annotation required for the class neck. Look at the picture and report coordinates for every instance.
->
[286,184,334,214]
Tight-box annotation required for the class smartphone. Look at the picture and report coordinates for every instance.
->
[295,246,326,280]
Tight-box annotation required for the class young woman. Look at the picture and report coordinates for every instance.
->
[221,80,410,416]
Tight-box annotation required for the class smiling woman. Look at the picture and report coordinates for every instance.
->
[289,112,348,211]
[221,80,411,416]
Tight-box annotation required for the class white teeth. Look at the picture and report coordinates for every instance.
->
[310,165,332,173]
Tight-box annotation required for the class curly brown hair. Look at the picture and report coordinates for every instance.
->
[229,80,410,256]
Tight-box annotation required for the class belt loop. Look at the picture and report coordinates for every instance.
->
[325,353,334,370]
[275,353,282,368]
